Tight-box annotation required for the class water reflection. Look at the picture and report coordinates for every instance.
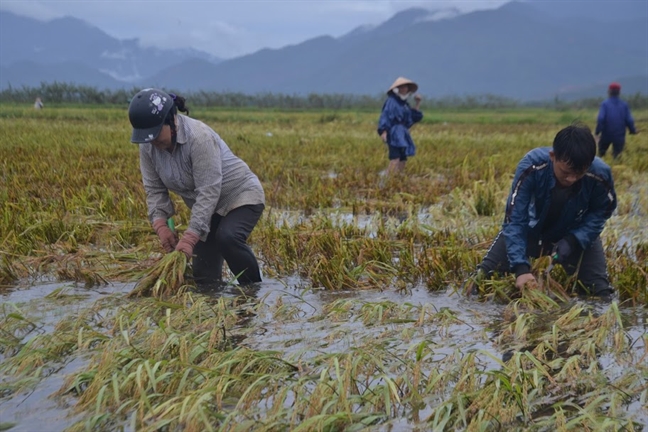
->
[193,280,262,301]
[0,281,133,432]
[242,283,507,371]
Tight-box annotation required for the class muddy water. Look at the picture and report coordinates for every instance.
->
[0,282,132,432]
[243,279,505,363]
[1,278,646,430]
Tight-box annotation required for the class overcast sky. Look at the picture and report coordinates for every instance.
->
[0,0,511,58]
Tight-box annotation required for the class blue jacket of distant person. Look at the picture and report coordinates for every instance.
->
[377,93,423,156]
[502,147,616,275]
[595,96,636,142]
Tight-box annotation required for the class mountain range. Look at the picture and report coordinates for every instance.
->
[1,1,646,101]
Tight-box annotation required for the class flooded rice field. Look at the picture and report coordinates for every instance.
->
[2,265,646,431]
[1,106,647,430]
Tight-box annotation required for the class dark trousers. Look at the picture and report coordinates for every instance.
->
[193,204,264,286]
[477,232,613,296]
[388,145,407,161]
[598,137,625,158]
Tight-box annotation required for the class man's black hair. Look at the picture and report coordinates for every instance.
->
[552,123,596,172]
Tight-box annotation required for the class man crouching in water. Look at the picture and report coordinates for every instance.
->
[467,123,617,297]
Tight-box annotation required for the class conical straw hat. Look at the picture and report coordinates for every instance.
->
[387,76,418,94]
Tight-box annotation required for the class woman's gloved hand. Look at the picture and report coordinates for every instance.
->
[175,231,201,258]
[152,219,178,252]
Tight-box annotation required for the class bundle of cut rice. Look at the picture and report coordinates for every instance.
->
[128,251,189,298]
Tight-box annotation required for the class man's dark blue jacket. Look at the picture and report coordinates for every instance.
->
[596,97,636,142]
[503,147,617,275]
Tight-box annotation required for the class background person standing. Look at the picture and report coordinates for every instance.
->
[595,82,638,159]
[377,77,423,175]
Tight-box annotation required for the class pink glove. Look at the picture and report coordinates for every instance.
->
[175,231,201,258]
[152,219,178,252]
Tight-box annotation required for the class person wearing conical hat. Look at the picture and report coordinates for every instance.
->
[377,77,423,174]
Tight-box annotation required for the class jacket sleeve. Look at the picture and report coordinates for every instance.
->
[377,98,398,136]
[569,169,617,249]
[186,129,223,239]
[411,109,423,124]
[595,102,606,135]
[139,146,175,223]
[625,104,637,134]
[502,155,537,276]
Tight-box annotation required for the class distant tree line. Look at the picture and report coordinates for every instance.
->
[1,82,647,110]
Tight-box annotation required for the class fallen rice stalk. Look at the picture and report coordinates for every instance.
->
[128,252,190,299]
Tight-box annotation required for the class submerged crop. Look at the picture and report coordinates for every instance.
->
[0,105,646,430]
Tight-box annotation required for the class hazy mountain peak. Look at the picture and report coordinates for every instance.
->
[0,9,221,85]
[380,7,430,29]
[339,24,376,41]
[522,0,648,21]
[418,7,462,22]
[49,14,97,29]
[340,6,461,42]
